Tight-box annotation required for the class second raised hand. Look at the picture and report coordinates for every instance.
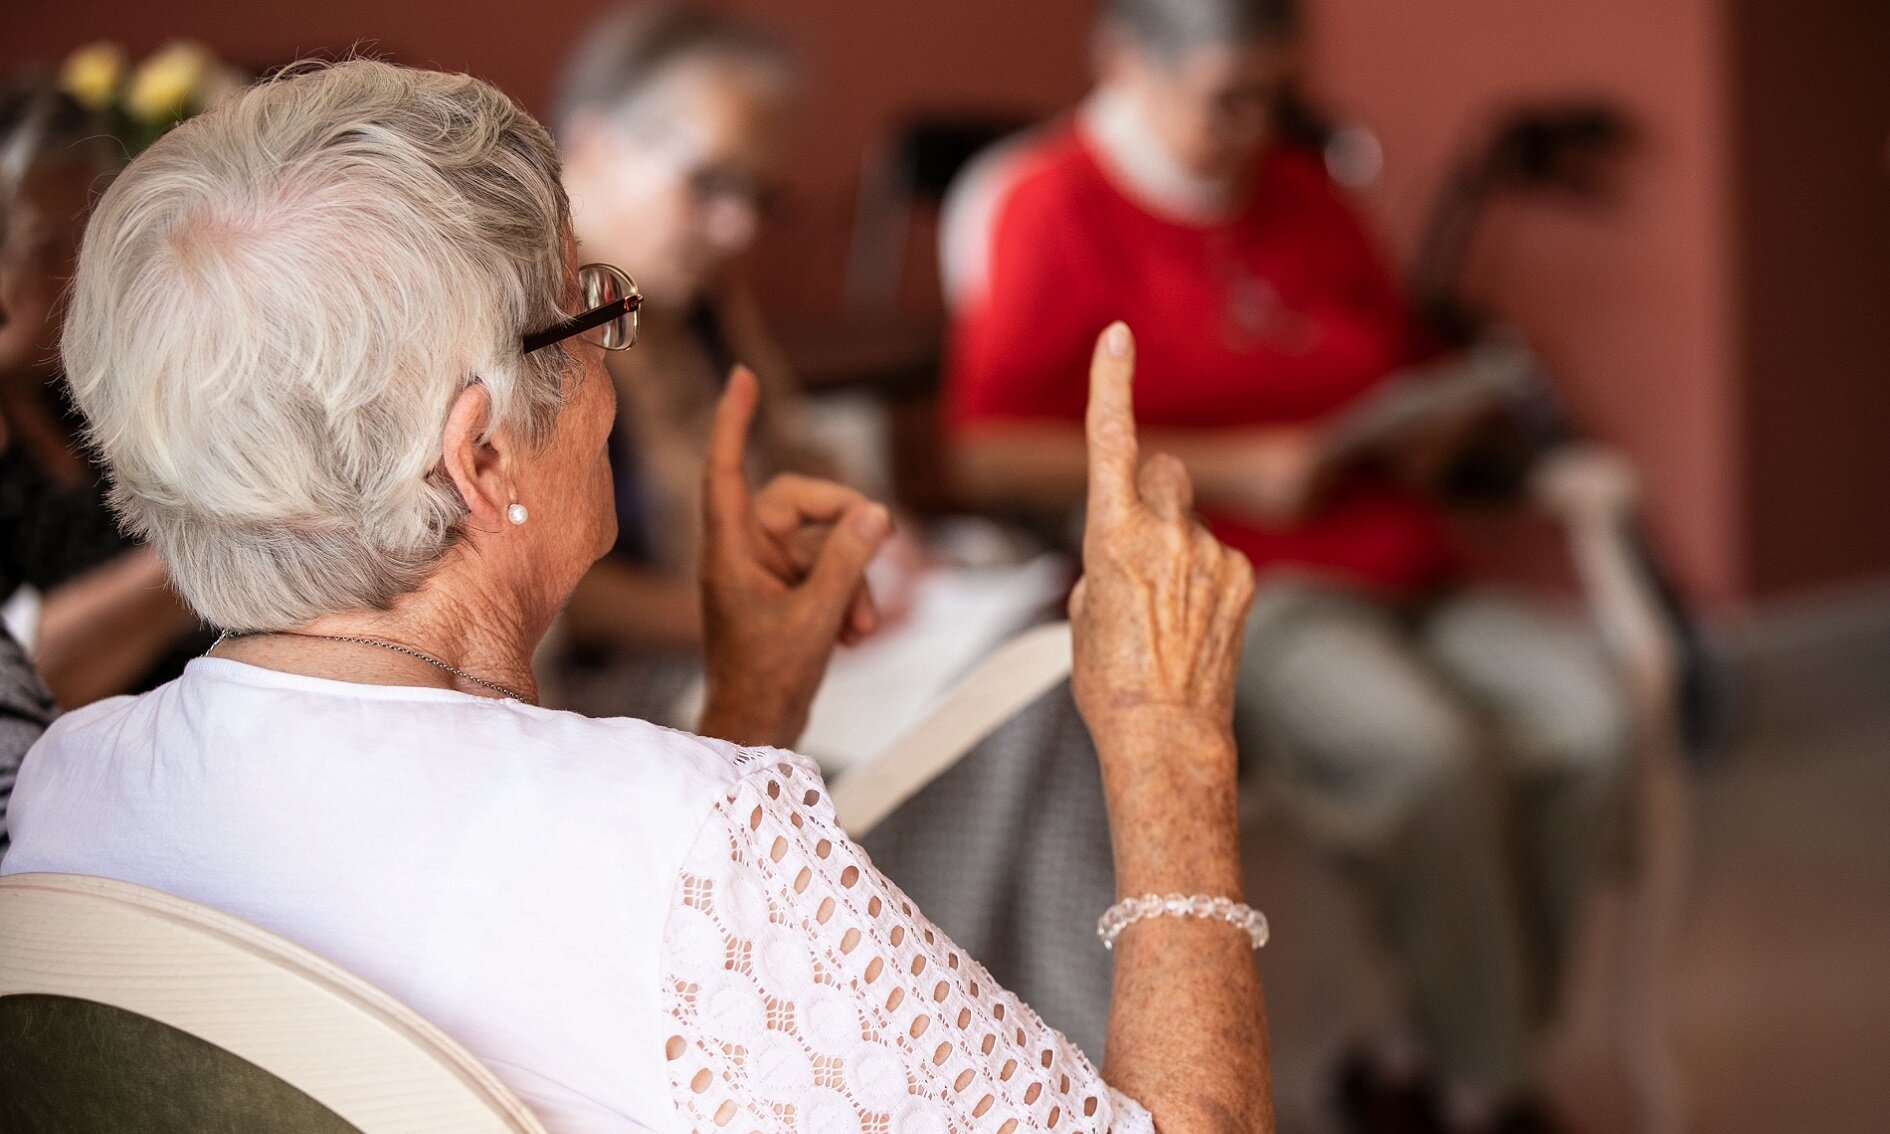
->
[697,367,892,748]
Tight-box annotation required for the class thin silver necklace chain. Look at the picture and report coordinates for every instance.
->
[217,630,529,703]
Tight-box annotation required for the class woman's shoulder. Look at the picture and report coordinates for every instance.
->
[474,710,825,877]
[11,663,817,884]
[29,659,801,823]
[504,705,808,801]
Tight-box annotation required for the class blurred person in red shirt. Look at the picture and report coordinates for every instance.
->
[942,2,1627,1131]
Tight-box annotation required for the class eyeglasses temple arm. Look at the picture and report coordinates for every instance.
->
[521,295,642,354]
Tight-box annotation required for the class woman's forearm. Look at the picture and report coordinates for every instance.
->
[951,422,1300,519]
[949,423,1091,509]
[563,559,704,651]
[34,547,195,708]
[1097,716,1272,1134]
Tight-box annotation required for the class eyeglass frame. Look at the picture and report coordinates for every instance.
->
[521,262,643,354]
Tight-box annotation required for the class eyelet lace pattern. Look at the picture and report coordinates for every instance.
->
[662,750,1153,1133]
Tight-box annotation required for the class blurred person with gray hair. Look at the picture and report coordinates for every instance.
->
[2,57,1281,1134]
[551,2,835,687]
[548,4,1125,1063]
[942,0,1629,1130]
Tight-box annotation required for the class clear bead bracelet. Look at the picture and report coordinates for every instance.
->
[1097,893,1270,951]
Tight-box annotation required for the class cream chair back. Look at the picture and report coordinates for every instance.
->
[0,872,548,1134]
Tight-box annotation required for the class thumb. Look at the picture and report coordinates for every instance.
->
[803,502,891,624]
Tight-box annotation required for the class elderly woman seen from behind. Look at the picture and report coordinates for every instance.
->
[2,61,1268,1133]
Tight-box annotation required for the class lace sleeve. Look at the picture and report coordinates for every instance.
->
[661,750,1153,1133]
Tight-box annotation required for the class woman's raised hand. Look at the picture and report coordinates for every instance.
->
[1076,327,1274,1134]
[697,367,892,748]
[1070,323,1256,769]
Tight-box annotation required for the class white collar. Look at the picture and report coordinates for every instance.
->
[1078,86,1240,224]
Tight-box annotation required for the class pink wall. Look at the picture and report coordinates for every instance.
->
[11,0,1874,610]
[2,0,589,118]
[1305,0,1744,607]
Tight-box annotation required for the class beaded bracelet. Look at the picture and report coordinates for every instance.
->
[1097,893,1270,951]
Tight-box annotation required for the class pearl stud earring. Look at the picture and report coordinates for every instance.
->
[507,503,529,526]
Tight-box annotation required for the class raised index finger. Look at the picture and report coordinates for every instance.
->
[1085,321,1140,524]
[704,366,761,545]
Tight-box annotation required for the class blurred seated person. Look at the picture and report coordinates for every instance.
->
[553,11,1121,1058]
[549,3,853,716]
[3,59,1276,1132]
[0,82,199,707]
[942,1,1628,1130]
[0,424,54,853]
[0,211,53,850]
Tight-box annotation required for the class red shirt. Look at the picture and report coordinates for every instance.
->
[946,121,1456,595]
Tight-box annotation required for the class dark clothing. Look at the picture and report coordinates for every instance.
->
[0,625,54,855]
[0,400,212,692]
[0,440,127,599]
[607,301,739,568]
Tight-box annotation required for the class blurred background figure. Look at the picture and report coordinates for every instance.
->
[941,1,1627,1131]
[0,95,57,853]
[550,3,835,720]
[545,2,1118,1059]
[0,79,203,710]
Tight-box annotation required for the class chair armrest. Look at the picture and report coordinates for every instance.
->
[831,621,1073,836]
[1530,443,1678,706]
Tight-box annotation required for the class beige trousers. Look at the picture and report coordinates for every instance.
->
[1235,579,1629,1094]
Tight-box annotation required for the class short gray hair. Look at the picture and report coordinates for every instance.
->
[62,59,575,631]
[1101,0,1300,60]
[550,2,795,143]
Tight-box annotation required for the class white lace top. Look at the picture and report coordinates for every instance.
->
[666,748,1151,1133]
[3,658,1150,1133]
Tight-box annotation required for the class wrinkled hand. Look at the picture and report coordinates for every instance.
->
[698,367,893,748]
[1071,323,1256,764]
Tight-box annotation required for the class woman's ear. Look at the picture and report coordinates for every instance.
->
[440,381,507,530]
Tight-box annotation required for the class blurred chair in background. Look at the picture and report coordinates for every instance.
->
[938,2,1653,1131]
[840,112,1029,515]
[1407,102,1697,1134]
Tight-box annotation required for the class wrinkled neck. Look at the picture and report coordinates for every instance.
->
[289,552,544,704]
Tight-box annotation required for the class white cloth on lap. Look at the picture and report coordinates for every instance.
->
[1,658,1147,1133]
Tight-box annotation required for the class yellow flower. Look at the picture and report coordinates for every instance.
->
[126,42,213,125]
[59,42,126,112]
